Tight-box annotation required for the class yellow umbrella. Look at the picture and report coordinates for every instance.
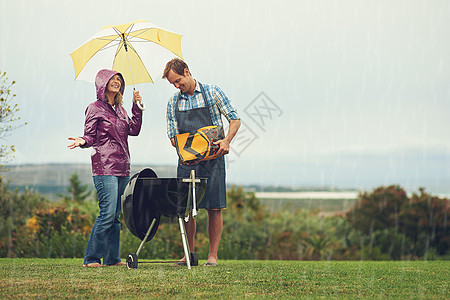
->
[70,20,183,87]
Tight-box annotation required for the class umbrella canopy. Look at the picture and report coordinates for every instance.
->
[70,20,183,86]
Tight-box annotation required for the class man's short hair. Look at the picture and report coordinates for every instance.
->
[162,58,190,79]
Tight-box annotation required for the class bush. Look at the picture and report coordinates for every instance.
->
[3,180,448,261]
[401,188,449,256]
[347,185,409,235]
[347,186,449,259]
[0,183,47,257]
[15,204,92,258]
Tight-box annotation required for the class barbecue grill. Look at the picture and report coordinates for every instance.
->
[122,168,207,269]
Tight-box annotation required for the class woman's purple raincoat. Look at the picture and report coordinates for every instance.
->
[81,69,142,176]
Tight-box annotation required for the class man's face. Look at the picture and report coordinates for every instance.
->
[167,68,193,95]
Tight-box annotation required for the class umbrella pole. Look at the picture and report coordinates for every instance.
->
[123,33,145,111]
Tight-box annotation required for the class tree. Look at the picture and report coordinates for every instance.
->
[400,188,449,256]
[60,173,92,204]
[347,185,409,236]
[0,71,26,174]
[347,185,449,258]
[0,183,47,257]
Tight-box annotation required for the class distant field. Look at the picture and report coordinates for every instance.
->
[255,191,359,199]
[256,192,358,214]
[259,198,357,214]
[7,183,359,212]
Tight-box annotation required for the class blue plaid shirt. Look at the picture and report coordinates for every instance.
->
[166,81,239,139]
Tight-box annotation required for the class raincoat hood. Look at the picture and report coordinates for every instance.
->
[95,69,125,102]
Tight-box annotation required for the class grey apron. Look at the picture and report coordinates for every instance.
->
[175,82,226,209]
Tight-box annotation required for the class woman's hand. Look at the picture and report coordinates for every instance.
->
[133,90,145,110]
[133,91,142,105]
[67,137,86,149]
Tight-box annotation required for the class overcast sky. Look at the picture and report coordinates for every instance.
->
[1,0,450,193]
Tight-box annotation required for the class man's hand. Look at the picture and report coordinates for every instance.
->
[180,159,200,166]
[213,139,230,157]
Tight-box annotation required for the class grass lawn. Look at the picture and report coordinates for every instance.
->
[1,259,448,299]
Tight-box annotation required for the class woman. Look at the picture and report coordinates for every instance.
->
[68,69,143,267]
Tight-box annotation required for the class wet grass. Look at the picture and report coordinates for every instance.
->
[1,259,448,299]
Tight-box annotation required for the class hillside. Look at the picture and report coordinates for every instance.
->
[3,163,177,199]
[3,164,360,205]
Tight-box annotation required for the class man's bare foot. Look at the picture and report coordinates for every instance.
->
[83,263,103,267]
[108,261,126,266]
[173,258,187,266]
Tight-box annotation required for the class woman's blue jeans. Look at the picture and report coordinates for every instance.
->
[83,175,129,265]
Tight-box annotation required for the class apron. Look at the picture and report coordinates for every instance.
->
[175,82,226,209]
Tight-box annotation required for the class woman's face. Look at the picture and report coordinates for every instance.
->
[106,74,122,94]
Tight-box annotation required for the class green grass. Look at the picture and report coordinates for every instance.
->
[1,259,448,299]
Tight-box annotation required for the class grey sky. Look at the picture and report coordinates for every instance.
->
[1,0,449,193]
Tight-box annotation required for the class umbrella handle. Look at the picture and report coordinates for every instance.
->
[137,101,146,111]
[132,86,145,111]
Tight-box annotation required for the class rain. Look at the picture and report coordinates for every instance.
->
[0,0,449,297]
[1,0,449,192]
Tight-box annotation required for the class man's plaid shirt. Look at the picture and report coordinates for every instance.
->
[166,81,240,139]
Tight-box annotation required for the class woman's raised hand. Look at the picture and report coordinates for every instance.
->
[67,137,86,149]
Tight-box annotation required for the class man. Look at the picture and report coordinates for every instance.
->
[163,58,240,266]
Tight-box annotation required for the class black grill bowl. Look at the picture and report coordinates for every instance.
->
[122,169,160,242]
[145,177,207,217]
[122,168,207,241]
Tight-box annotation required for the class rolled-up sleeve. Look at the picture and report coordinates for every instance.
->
[166,95,179,139]
[213,85,239,121]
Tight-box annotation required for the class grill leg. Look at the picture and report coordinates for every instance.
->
[136,218,157,257]
[178,216,191,269]
[191,170,198,217]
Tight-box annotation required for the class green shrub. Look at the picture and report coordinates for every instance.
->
[0,183,47,257]
[347,186,449,259]
[2,180,449,261]
[14,204,92,258]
